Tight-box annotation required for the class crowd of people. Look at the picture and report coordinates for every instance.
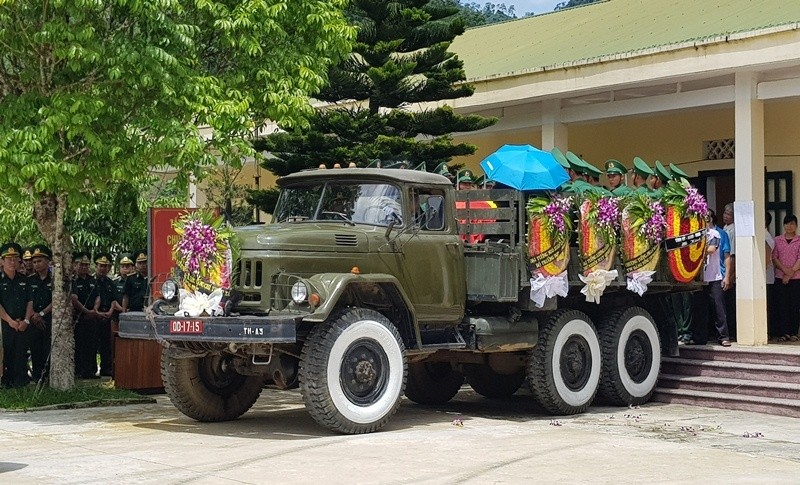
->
[0,243,151,388]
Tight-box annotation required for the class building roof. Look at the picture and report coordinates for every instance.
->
[451,0,800,81]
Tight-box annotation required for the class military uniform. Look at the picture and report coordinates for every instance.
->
[93,252,118,376]
[71,252,99,378]
[650,160,673,198]
[26,245,53,382]
[1,243,30,388]
[631,157,656,196]
[123,251,151,312]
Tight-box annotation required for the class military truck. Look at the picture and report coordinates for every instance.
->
[120,168,699,434]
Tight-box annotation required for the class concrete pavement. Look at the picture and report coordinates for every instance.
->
[1,386,798,484]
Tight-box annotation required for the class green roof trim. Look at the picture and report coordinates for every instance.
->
[451,0,800,81]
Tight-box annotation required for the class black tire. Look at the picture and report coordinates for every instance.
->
[464,364,526,398]
[404,362,464,405]
[528,309,601,415]
[597,306,661,406]
[299,308,407,434]
[161,348,265,422]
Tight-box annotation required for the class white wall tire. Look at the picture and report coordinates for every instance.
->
[598,306,661,406]
[529,309,601,414]
[299,308,406,434]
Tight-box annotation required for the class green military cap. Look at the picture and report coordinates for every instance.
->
[119,253,134,265]
[365,159,381,168]
[551,147,570,170]
[458,170,474,183]
[566,151,588,173]
[135,250,148,262]
[582,161,603,179]
[412,162,427,172]
[605,159,627,175]
[94,252,113,265]
[1,242,23,259]
[73,251,91,264]
[384,160,408,169]
[669,163,689,180]
[30,244,52,260]
[654,161,672,183]
[632,157,654,178]
[23,247,33,260]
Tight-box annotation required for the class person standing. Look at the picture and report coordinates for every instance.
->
[93,253,118,377]
[765,212,776,338]
[0,243,31,388]
[71,252,99,378]
[122,250,150,312]
[25,245,53,383]
[722,203,737,340]
[700,223,732,346]
[771,215,800,342]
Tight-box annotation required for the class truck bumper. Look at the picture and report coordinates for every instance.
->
[118,312,299,343]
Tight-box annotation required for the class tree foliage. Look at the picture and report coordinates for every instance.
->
[252,0,496,213]
[555,0,601,10]
[0,0,355,389]
[433,1,518,26]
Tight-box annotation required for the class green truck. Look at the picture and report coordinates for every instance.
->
[120,168,697,434]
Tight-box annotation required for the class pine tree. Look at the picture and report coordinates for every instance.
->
[251,0,496,212]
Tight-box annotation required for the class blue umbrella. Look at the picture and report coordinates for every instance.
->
[480,144,569,191]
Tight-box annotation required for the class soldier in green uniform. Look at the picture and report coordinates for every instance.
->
[71,251,99,378]
[25,244,53,382]
[456,170,474,190]
[123,250,151,312]
[0,243,30,388]
[93,252,118,377]
[632,157,656,194]
[22,248,33,276]
[670,163,690,183]
[605,159,632,196]
[114,253,133,306]
[651,160,672,198]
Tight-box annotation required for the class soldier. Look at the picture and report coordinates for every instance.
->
[93,252,118,377]
[652,160,672,197]
[25,244,53,382]
[122,250,150,312]
[670,163,690,183]
[0,242,30,388]
[71,251,99,378]
[433,162,453,183]
[553,148,580,183]
[22,248,33,276]
[115,253,134,306]
[605,159,631,196]
[582,161,604,187]
[632,157,656,193]
[457,170,475,190]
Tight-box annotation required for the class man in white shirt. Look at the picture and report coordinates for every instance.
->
[696,225,731,346]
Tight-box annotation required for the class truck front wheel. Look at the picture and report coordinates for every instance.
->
[529,309,601,414]
[404,362,464,405]
[161,349,265,422]
[598,306,661,406]
[464,364,526,398]
[299,308,407,434]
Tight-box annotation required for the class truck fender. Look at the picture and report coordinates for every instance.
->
[302,273,419,349]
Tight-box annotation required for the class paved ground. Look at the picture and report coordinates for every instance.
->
[1,386,798,484]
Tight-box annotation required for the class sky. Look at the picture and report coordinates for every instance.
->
[504,0,563,16]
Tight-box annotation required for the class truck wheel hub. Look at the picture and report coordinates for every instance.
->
[624,329,652,383]
[559,335,592,391]
[340,339,389,405]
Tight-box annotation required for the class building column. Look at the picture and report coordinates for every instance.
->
[541,99,568,151]
[734,71,767,346]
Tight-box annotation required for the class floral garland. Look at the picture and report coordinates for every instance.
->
[624,193,667,245]
[172,211,235,292]
[526,194,573,244]
[581,192,620,247]
[661,179,710,218]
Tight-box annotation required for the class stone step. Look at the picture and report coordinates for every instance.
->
[652,387,800,418]
[658,373,800,400]
[676,344,800,366]
[661,357,800,384]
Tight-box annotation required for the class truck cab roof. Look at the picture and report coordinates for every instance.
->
[277,168,454,188]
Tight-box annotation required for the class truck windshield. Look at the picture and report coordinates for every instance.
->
[273,182,403,226]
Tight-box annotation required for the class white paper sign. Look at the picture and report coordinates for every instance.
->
[733,200,755,237]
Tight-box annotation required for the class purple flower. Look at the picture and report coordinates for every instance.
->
[685,187,709,217]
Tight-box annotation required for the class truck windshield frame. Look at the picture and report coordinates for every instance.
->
[273,181,404,227]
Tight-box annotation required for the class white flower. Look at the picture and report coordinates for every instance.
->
[175,288,224,317]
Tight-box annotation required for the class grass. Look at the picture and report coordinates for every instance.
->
[0,382,150,411]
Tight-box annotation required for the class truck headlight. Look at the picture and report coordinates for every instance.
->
[161,279,178,301]
[291,281,308,304]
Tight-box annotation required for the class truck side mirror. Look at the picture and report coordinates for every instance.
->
[425,196,445,231]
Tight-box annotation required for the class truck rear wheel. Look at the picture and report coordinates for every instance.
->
[598,306,661,406]
[464,364,525,398]
[529,309,601,415]
[299,308,406,434]
[404,362,464,405]
[161,348,265,422]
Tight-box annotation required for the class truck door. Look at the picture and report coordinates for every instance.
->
[394,187,466,324]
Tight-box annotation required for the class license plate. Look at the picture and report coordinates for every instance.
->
[169,320,204,334]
